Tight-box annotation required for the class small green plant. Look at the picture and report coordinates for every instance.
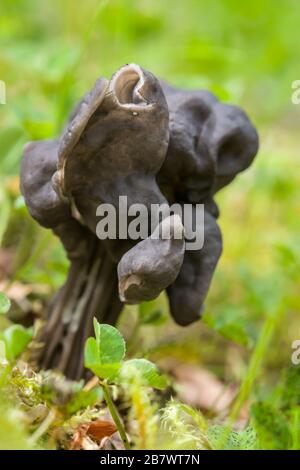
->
[0,293,33,361]
[0,324,33,361]
[161,400,257,450]
[84,318,167,449]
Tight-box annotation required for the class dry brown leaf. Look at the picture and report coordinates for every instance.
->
[171,362,237,414]
[70,420,117,450]
[0,281,50,300]
[86,419,117,441]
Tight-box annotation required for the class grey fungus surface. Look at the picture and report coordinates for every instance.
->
[56,64,169,247]
[20,63,258,378]
[167,211,222,326]
[118,215,185,304]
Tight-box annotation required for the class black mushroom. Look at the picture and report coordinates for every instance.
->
[20,63,259,378]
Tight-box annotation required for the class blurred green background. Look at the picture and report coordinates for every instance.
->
[0,0,300,448]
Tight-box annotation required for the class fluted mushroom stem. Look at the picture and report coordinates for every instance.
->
[36,241,122,379]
